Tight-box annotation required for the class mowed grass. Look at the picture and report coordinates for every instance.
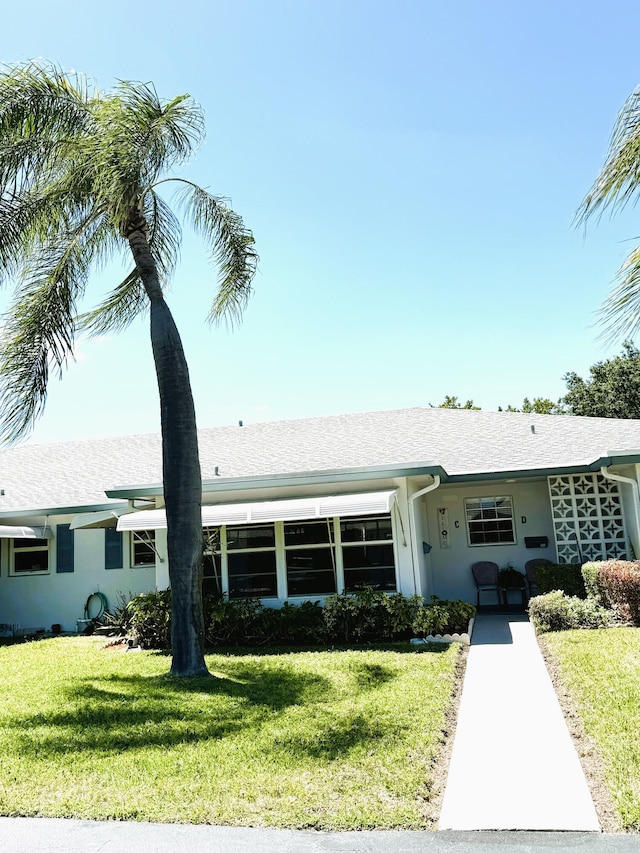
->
[0,637,460,828]
[543,627,640,830]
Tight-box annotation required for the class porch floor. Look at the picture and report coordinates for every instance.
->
[438,613,600,831]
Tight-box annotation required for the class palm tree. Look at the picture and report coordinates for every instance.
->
[577,87,640,339]
[0,62,257,676]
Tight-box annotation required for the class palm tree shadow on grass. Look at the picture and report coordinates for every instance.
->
[8,645,448,761]
[10,662,330,757]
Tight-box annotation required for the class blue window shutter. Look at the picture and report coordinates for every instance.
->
[56,524,74,573]
[105,528,123,570]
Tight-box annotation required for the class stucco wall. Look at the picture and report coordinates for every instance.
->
[0,516,156,632]
[425,480,555,604]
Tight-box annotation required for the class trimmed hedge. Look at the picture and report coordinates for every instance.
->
[108,589,476,649]
[528,590,615,633]
[596,560,640,625]
[533,562,586,598]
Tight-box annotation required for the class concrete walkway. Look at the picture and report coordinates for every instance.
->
[439,613,600,831]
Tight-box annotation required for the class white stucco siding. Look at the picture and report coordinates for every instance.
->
[425,480,556,604]
[0,517,157,633]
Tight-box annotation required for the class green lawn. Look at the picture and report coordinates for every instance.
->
[543,627,640,831]
[0,637,460,828]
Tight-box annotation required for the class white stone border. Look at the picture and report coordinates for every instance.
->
[410,616,475,647]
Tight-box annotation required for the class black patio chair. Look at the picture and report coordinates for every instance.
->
[471,561,501,607]
[524,558,551,599]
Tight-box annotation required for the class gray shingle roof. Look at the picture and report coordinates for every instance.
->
[0,407,639,514]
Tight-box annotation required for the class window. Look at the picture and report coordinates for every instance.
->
[12,538,49,574]
[340,515,396,591]
[465,496,515,545]
[56,524,74,573]
[132,531,156,566]
[202,527,221,595]
[227,524,277,598]
[105,528,123,570]
[284,520,336,596]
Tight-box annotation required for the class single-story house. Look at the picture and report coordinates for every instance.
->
[0,406,638,633]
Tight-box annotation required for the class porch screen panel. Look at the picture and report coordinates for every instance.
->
[548,473,628,563]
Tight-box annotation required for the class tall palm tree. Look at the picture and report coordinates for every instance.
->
[577,87,640,339]
[0,62,258,676]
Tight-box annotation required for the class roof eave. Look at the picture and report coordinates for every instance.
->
[0,500,131,520]
[106,461,447,499]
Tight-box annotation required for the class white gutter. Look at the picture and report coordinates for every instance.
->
[408,476,441,597]
[600,465,640,556]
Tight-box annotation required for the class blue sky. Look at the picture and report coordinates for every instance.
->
[2,0,640,444]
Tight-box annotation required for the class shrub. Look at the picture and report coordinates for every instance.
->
[534,562,586,598]
[597,560,640,625]
[125,589,172,649]
[322,588,389,643]
[111,587,477,649]
[528,590,615,633]
[411,597,475,637]
[206,597,268,646]
[260,601,328,645]
[581,562,603,602]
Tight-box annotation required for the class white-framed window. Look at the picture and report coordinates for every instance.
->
[131,530,157,567]
[11,538,50,575]
[202,527,222,596]
[340,514,396,591]
[465,496,516,546]
[201,513,397,599]
[284,519,337,596]
[226,524,277,598]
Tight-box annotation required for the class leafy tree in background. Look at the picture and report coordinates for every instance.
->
[500,398,566,415]
[0,62,257,676]
[433,395,480,410]
[562,342,640,419]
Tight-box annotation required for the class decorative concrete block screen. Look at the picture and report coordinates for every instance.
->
[548,473,628,563]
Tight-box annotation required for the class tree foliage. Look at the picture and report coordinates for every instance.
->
[499,397,566,415]
[562,342,640,418]
[433,395,480,410]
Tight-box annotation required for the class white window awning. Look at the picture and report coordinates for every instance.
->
[117,490,397,532]
[70,509,131,530]
[0,525,52,539]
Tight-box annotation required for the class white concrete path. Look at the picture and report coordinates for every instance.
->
[439,613,600,832]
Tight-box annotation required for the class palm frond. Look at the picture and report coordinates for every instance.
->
[577,89,640,224]
[0,259,78,441]
[171,181,258,325]
[142,190,182,283]
[89,81,204,228]
[599,245,640,341]
[0,61,92,191]
[79,269,147,336]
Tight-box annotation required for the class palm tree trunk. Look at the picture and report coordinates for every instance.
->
[128,227,209,677]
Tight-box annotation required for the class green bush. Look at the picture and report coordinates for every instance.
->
[597,560,640,625]
[581,562,603,602]
[125,589,172,649]
[112,588,476,649]
[323,589,475,643]
[323,588,392,643]
[258,601,328,645]
[411,597,475,638]
[534,562,586,598]
[528,590,614,633]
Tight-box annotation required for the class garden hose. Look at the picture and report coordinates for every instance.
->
[84,591,108,621]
